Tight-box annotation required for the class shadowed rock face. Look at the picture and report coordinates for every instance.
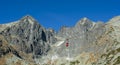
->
[0,15,56,58]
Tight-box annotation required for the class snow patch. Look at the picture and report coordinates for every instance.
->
[66,57,73,61]
[56,41,64,46]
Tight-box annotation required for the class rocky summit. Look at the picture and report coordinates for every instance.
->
[0,15,120,65]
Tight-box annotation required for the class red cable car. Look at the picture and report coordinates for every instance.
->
[66,42,69,47]
[66,39,69,47]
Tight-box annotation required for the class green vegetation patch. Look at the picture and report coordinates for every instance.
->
[70,60,80,65]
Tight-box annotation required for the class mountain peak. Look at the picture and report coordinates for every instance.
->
[20,15,37,24]
[82,17,89,21]
[22,15,35,20]
[75,17,92,27]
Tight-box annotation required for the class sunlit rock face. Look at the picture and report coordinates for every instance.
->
[57,17,106,57]
[0,15,120,65]
[94,16,120,65]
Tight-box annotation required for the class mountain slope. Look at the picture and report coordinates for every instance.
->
[0,15,120,65]
[0,15,56,60]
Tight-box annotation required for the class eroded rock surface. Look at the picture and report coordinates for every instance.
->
[0,15,120,65]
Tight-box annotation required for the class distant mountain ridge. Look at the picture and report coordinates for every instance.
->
[0,15,120,65]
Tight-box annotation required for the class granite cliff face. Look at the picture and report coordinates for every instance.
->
[0,15,56,59]
[0,15,120,65]
[56,18,106,57]
[42,16,120,65]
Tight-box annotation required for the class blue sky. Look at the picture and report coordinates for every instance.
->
[0,0,120,31]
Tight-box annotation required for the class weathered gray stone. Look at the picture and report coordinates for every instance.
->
[56,17,106,57]
[0,15,120,65]
[0,15,56,59]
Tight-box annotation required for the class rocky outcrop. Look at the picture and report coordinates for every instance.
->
[0,15,120,65]
[94,16,120,65]
[43,16,120,65]
[56,17,106,57]
[0,15,56,59]
[0,34,37,65]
